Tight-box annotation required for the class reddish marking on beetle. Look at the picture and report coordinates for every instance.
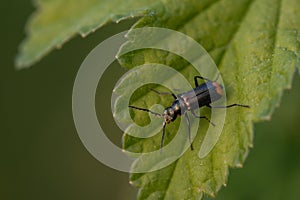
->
[212,82,223,96]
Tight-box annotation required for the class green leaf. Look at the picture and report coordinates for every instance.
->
[17,0,300,199]
[15,0,161,68]
[115,0,300,199]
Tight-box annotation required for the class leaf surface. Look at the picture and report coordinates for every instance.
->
[15,0,161,68]
[116,0,300,199]
[16,0,300,199]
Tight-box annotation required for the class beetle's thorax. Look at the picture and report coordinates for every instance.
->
[163,99,184,123]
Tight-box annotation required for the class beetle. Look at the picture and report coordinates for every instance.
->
[129,75,250,151]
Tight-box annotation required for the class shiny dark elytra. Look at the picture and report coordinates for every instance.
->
[129,75,250,152]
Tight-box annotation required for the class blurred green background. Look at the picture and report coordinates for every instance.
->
[1,1,300,200]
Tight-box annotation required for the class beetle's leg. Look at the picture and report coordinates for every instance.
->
[160,122,167,153]
[184,112,194,150]
[191,110,216,126]
[194,76,212,87]
[150,88,177,99]
[206,104,250,109]
[194,75,221,86]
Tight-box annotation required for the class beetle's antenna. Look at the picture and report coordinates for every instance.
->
[150,88,177,99]
[129,105,163,117]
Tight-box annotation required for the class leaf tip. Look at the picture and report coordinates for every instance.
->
[262,115,272,121]
[236,163,243,168]
[14,54,32,70]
